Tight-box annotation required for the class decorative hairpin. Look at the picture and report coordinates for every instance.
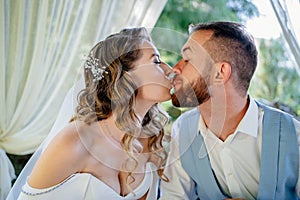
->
[83,51,108,82]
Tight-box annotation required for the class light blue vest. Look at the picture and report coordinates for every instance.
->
[179,102,299,199]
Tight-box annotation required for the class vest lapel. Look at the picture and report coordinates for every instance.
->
[257,102,280,199]
[192,133,227,199]
[180,109,227,199]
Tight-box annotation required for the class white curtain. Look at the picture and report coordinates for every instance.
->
[270,0,300,76]
[0,0,167,198]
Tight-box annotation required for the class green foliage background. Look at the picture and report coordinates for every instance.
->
[250,38,300,116]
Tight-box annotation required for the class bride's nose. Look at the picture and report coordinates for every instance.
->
[160,62,175,79]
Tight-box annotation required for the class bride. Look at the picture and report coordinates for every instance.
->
[10,27,173,199]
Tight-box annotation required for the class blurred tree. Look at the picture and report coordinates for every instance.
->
[156,0,258,33]
[250,38,300,116]
[153,0,259,67]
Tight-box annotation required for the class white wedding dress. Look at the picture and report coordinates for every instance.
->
[17,162,158,200]
[6,79,159,200]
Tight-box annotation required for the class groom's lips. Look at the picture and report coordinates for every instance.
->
[172,77,182,87]
[170,75,183,95]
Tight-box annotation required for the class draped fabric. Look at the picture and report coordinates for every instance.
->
[270,0,300,76]
[0,0,167,198]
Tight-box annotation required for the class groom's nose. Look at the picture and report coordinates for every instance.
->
[173,59,185,74]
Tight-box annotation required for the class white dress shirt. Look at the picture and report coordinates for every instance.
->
[160,97,300,199]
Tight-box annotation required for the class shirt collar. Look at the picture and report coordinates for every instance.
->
[198,95,259,138]
[235,96,259,137]
[198,114,208,136]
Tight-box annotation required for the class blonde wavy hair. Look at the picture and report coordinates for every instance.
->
[73,27,169,189]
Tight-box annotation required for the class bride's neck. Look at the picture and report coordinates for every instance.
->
[132,98,154,122]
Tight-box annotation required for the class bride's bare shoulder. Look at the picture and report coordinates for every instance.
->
[27,121,94,188]
[49,121,90,152]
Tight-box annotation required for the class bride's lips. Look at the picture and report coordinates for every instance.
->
[165,72,176,80]
[164,72,176,94]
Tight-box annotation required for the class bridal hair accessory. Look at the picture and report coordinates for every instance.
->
[83,52,108,82]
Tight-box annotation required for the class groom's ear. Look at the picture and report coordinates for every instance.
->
[214,62,231,84]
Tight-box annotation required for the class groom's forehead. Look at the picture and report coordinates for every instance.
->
[189,30,213,46]
[182,30,213,55]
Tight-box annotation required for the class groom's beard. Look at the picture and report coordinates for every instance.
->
[171,75,210,107]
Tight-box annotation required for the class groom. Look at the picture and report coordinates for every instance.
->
[159,21,300,199]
